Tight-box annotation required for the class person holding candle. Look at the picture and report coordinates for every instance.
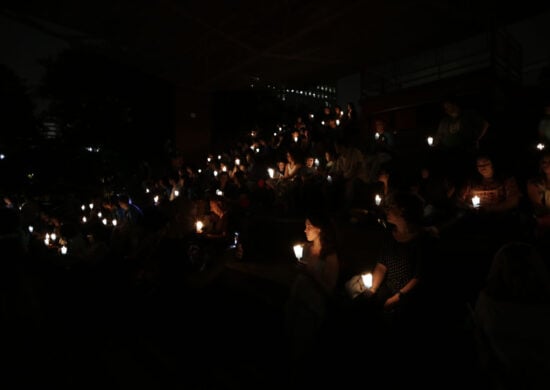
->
[343,191,435,325]
[284,213,340,378]
[454,153,524,247]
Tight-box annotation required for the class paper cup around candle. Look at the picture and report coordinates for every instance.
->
[293,244,304,262]
[196,221,203,233]
[361,273,373,289]
[427,136,434,146]
[375,194,382,206]
[472,196,480,208]
[268,168,274,178]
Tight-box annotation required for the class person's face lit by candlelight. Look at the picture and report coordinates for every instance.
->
[476,157,494,179]
[304,218,321,242]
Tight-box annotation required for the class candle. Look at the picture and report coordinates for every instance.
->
[294,136,298,143]
[361,273,373,289]
[427,136,434,146]
[112,219,117,226]
[375,194,382,206]
[81,204,86,211]
[268,168,274,178]
[537,143,545,150]
[174,190,179,197]
[153,195,159,205]
[50,233,57,241]
[196,220,203,233]
[293,244,304,262]
[235,158,240,166]
[60,246,68,255]
[314,158,320,167]
[102,218,108,225]
[28,225,34,233]
[472,195,480,208]
[216,189,224,196]
[97,212,102,218]
[375,132,380,140]
[89,203,94,210]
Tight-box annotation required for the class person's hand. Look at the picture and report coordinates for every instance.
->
[383,293,400,310]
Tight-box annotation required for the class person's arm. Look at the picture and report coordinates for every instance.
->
[370,262,386,293]
[384,277,419,309]
[475,119,490,147]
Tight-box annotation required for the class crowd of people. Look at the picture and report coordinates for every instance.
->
[2,96,550,388]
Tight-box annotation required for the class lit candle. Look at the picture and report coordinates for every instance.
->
[294,136,298,143]
[321,121,325,126]
[102,218,108,225]
[145,188,150,193]
[336,119,340,126]
[361,273,373,289]
[153,195,159,205]
[112,219,117,226]
[81,204,86,211]
[293,244,304,262]
[427,136,434,146]
[314,158,320,167]
[196,220,203,233]
[28,225,34,233]
[82,216,87,223]
[327,175,332,183]
[213,170,218,177]
[216,189,223,196]
[235,158,240,166]
[537,143,545,150]
[60,246,68,255]
[268,168,274,178]
[375,132,380,140]
[472,195,480,208]
[97,212,102,218]
[50,233,57,241]
[375,194,382,206]
[89,203,94,210]
[174,190,179,197]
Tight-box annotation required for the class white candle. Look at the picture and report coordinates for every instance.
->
[196,221,203,233]
[375,132,380,140]
[294,136,298,143]
[50,233,57,241]
[268,168,274,178]
[174,190,179,197]
[375,194,382,206]
[28,225,34,233]
[361,273,373,289]
[537,143,545,150]
[153,195,159,204]
[81,204,86,211]
[61,246,68,255]
[112,219,118,226]
[216,189,223,196]
[427,136,434,146]
[293,244,304,261]
[472,195,480,208]
[89,203,94,210]
[235,158,240,166]
[97,212,102,218]
[102,218,108,225]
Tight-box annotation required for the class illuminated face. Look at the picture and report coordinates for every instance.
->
[304,219,321,242]
[476,158,493,178]
[306,157,314,168]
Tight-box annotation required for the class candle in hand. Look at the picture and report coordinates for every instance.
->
[361,273,373,289]
[293,244,304,262]
[375,194,382,206]
[427,136,434,146]
[196,220,204,233]
[472,195,480,208]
